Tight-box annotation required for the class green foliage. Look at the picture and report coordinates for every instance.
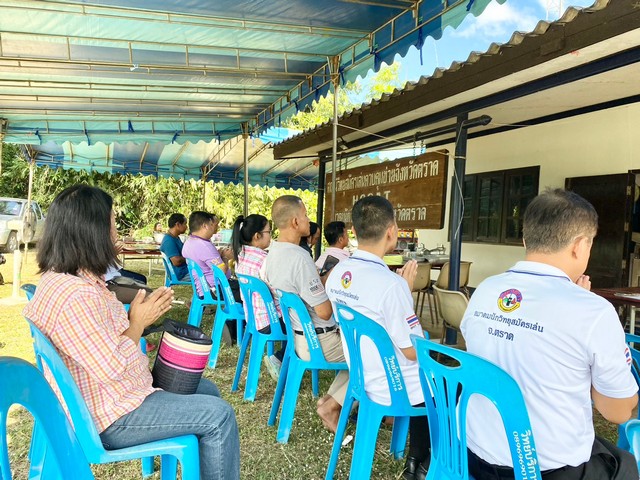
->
[283,63,403,131]
[0,145,317,237]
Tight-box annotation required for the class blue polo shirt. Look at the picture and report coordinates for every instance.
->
[160,234,188,280]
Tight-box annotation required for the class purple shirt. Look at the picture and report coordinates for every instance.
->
[182,235,228,295]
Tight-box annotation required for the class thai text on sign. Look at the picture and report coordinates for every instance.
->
[325,151,448,229]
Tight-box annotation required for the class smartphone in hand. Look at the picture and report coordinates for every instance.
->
[320,255,341,276]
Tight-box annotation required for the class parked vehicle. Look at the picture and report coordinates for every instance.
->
[0,198,45,252]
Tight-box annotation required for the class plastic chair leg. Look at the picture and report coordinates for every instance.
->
[349,405,383,480]
[276,362,306,443]
[389,416,410,459]
[142,456,155,477]
[311,369,320,398]
[236,318,244,347]
[326,394,356,480]
[232,332,252,392]
[159,454,178,480]
[244,335,268,401]
[28,421,48,480]
[208,311,227,369]
[268,352,291,426]
[187,300,204,327]
[267,341,274,357]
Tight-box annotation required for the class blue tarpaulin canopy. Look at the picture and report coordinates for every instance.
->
[0,0,501,186]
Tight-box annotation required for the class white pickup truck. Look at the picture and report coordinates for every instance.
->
[0,198,45,252]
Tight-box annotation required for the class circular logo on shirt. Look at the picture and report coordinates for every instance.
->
[341,271,352,289]
[497,288,522,312]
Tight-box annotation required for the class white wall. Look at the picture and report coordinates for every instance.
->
[417,103,640,287]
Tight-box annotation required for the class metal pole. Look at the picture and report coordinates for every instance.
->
[445,113,468,345]
[331,57,339,221]
[316,159,326,260]
[0,119,5,177]
[201,171,207,210]
[243,124,249,217]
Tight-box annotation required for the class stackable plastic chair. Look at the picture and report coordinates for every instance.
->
[618,333,640,450]
[209,263,245,367]
[411,335,541,480]
[326,305,427,480]
[21,283,36,300]
[25,318,200,480]
[268,290,348,443]
[425,261,472,321]
[0,357,95,480]
[186,259,217,328]
[232,274,287,401]
[625,419,640,471]
[160,252,191,288]
[432,285,468,344]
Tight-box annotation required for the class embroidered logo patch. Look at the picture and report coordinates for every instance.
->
[497,289,522,313]
[625,347,632,366]
[406,314,420,329]
[341,271,352,289]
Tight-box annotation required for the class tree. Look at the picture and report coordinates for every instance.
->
[283,63,403,131]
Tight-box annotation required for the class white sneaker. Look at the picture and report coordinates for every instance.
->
[263,354,281,381]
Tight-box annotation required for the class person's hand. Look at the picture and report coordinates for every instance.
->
[576,274,591,291]
[128,287,174,331]
[397,259,418,291]
[220,247,233,262]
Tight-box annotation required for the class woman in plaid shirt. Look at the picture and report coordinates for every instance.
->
[24,185,240,479]
[232,214,285,379]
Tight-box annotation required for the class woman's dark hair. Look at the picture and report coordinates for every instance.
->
[37,184,117,276]
[299,221,319,247]
[231,214,269,261]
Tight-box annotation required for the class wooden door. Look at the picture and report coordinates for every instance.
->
[565,173,633,288]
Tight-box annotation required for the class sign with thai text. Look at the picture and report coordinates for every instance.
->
[324,151,448,229]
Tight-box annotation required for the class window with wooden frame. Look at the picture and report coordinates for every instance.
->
[459,166,540,245]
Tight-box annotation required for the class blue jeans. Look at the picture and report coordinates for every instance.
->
[100,379,240,479]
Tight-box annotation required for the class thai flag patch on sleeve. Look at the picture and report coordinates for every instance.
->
[406,314,420,329]
[625,347,632,366]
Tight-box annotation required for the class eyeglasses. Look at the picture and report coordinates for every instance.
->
[260,230,272,235]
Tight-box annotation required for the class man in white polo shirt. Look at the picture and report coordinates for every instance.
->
[326,195,430,480]
[461,188,638,480]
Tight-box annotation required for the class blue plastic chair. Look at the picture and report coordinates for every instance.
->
[24,318,200,480]
[326,305,427,480]
[0,357,95,480]
[209,262,245,367]
[186,258,217,328]
[160,251,191,288]
[411,335,542,480]
[232,274,287,401]
[21,283,36,300]
[625,419,640,471]
[617,333,640,450]
[268,290,348,443]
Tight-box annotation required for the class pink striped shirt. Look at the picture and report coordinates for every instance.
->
[23,270,156,432]
[236,246,280,330]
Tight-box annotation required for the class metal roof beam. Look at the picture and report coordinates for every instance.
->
[8,1,368,39]
[0,80,289,97]
[0,30,335,61]
[201,136,241,177]
[0,56,328,80]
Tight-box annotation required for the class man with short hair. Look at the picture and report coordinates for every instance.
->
[462,189,638,480]
[261,195,349,432]
[315,221,350,272]
[160,213,188,281]
[183,211,238,342]
[325,196,431,480]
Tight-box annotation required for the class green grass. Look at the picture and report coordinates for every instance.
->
[0,253,622,479]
